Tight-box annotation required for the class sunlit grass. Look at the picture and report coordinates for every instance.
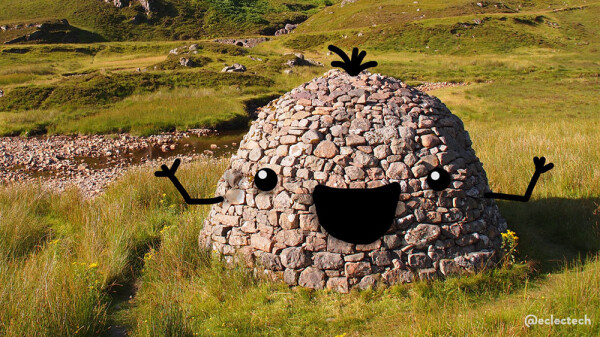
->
[52,88,249,136]
[0,108,61,136]
[0,158,228,336]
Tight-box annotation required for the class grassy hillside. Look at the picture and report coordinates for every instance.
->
[297,0,590,32]
[0,41,327,136]
[287,0,598,54]
[0,0,329,41]
[0,0,598,136]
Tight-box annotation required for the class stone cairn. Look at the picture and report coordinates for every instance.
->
[200,69,506,292]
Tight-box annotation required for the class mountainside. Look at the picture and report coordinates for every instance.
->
[1,0,597,52]
[0,0,327,41]
[289,0,599,54]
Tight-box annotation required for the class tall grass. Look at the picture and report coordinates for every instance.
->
[433,78,600,269]
[125,162,599,336]
[0,158,228,335]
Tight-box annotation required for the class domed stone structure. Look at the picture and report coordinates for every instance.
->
[199,69,506,292]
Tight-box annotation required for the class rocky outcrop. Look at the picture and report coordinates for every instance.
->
[221,63,247,73]
[138,0,154,12]
[200,69,506,292]
[102,0,154,13]
[285,53,324,67]
[1,19,85,44]
[179,57,193,67]
[275,23,298,36]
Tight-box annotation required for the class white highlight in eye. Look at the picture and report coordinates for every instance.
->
[431,171,440,181]
[257,170,267,180]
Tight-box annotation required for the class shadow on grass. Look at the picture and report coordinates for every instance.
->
[497,197,600,272]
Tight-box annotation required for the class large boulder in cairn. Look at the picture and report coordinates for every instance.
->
[200,69,506,291]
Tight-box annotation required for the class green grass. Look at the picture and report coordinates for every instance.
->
[51,88,251,136]
[1,151,598,336]
[0,40,321,136]
[0,61,278,135]
[1,68,600,333]
[280,0,600,59]
[1,1,598,136]
[0,158,228,336]
[0,0,329,42]
[296,0,591,33]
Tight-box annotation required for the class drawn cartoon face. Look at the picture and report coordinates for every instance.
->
[156,46,552,291]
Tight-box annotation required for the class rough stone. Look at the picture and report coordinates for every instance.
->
[299,267,326,289]
[251,234,274,252]
[387,162,411,180]
[345,262,372,278]
[314,252,344,270]
[326,277,349,293]
[314,140,339,158]
[327,236,354,254]
[408,253,431,268]
[259,252,283,271]
[421,134,441,148]
[280,247,309,268]
[383,269,414,285]
[358,275,378,290]
[284,269,299,285]
[405,224,441,249]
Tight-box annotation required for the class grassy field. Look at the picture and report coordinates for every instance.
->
[1,0,600,335]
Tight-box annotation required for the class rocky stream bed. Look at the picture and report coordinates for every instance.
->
[0,129,243,197]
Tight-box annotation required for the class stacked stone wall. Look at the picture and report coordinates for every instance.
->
[200,70,506,292]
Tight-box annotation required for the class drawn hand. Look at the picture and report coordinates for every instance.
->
[154,158,181,178]
[328,45,378,76]
[533,156,554,174]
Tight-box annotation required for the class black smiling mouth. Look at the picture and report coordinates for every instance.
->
[312,182,401,244]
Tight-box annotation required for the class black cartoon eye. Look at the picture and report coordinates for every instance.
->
[255,168,278,191]
[426,168,451,191]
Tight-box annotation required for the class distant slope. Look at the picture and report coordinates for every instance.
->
[0,0,328,41]
[283,0,599,55]
[296,0,588,32]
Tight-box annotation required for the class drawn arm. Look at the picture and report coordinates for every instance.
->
[155,158,223,205]
[484,156,554,202]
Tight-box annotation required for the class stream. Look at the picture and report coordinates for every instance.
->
[0,129,247,196]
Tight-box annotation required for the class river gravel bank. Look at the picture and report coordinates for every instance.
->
[0,129,236,197]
